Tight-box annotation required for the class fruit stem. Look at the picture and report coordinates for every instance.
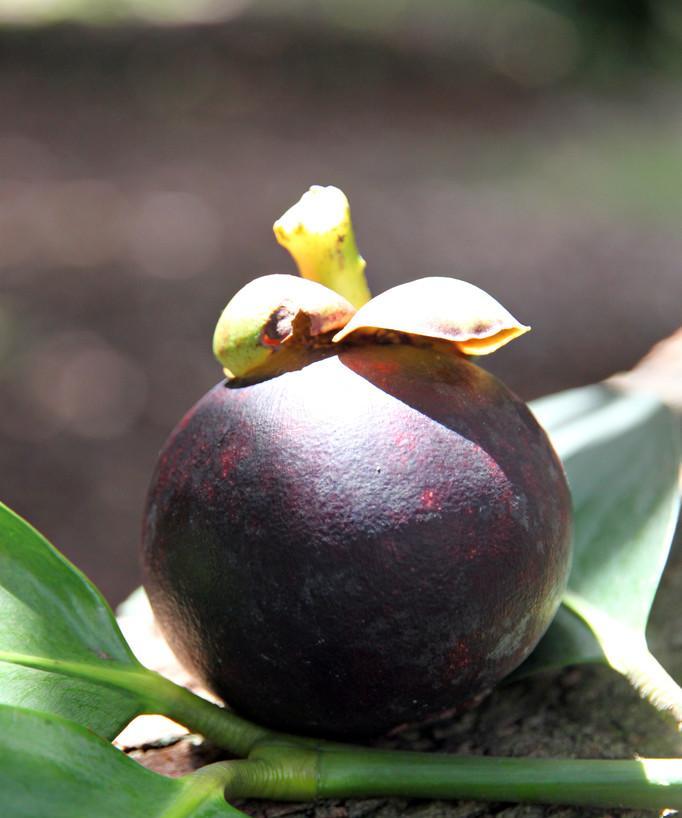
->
[194,744,682,810]
[314,748,682,810]
[273,186,372,308]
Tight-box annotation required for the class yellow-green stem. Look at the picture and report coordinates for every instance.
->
[273,185,371,307]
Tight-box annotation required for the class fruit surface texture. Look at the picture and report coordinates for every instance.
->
[143,344,572,737]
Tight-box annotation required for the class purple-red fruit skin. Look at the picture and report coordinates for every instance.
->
[142,345,572,738]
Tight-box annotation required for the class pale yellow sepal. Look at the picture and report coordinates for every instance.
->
[273,185,371,308]
[213,274,356,379]
[332,277,530,355]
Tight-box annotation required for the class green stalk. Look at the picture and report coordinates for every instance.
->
[132,672,353,756]
[174,752,317,815]
[0,651,270,756]
[316,749,682,810]
[127,667,357,757]
[163,764,251,818]
[145,672,272,756]
[10,650,682,810]
[563,592,682,726]
[0,650,350,757]
[181,745,682,811]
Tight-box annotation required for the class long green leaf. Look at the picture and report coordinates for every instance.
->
[0,704,244,818]
[0,502,289,755]
[0,502,144,738]
[546,385,679,631]
[519,384,682,718]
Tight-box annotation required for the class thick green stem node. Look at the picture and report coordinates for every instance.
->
[188,742,682,811]
[226,744,320,801]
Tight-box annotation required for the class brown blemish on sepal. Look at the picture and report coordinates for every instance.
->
[213,274,356,379]
[333,277,530,356]
[262,304,296,346]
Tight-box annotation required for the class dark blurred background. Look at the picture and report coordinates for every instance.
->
[1,1,681,604]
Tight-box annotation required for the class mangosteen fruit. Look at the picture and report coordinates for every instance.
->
[142,186,572,738]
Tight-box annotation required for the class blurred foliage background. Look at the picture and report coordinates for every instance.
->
[1,0,681,603]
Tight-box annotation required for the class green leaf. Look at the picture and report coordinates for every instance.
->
[0,501,279,756]
[0,704,244,818]
[518,384,682,719]
[0,502,144,738]
[544,385,679,631]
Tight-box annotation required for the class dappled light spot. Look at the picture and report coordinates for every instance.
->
[23,332,148,440]
[0,179,126,269]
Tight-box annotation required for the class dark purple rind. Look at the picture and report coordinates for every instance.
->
[142,345,572,738]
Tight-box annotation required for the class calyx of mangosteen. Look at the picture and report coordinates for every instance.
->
[213,185,530,381]
[333,277,530,355]
[212,274,356,379]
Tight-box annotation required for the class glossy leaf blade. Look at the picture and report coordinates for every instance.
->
[546,386,679,630]
[527,382,618,434]
[0,705,242,818]
[0,501,143,738]
[519,384,681,682]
